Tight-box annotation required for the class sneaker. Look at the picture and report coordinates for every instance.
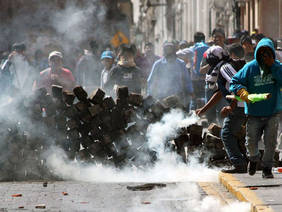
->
[262,168,274,179]
[221,166,247,174]
[248,161,257,176]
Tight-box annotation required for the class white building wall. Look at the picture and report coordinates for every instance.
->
[131,0,235,54]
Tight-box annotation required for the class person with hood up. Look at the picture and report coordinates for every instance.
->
[105,44,142,95]
[230,38,282,178]
[147,41,193,109]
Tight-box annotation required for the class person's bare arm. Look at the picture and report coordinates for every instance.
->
[196,90,222,116]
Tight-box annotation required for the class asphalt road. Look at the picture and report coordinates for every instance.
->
[0,180,235,212]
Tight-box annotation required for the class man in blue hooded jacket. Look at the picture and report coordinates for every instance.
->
[230,38,282,178]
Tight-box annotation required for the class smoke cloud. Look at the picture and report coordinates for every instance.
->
[45,109,214,182]
[49,1,106,52]
[44,109,250,211]
[129,184,250,212]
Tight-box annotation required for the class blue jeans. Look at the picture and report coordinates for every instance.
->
[221,107,247,167]
[246,114,279,168]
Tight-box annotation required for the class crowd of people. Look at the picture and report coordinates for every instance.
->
[0,27,281,179]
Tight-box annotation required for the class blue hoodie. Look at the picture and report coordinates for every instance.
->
[230,38,282,116]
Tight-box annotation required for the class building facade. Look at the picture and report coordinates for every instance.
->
[132,0,281,54]
[237,0,282,40]
[132,0,236,54]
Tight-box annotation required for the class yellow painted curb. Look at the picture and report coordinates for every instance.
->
[219,172,274,212]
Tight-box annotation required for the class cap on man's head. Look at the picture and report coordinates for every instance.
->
[101,50,114,60]
[48,51,63,60]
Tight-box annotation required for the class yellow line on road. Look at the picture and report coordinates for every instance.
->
[219,172,274,212]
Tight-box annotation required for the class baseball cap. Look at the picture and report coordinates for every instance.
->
[100,50,114,60]
[48,51,63,60]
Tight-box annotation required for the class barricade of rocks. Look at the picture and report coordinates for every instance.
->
[0,84,254,180]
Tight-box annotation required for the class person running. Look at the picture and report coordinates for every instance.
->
[230,38,282,178]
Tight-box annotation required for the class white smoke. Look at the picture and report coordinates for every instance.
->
[44,109,250,211]
[46,146,218,183]
[128,184,250,212]
[46,109,216,183]
[50,1,105,45]
[147,109,198,158]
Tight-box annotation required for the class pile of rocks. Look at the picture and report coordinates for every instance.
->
[0,84,252,180]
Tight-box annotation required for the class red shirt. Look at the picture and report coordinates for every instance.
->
[35,67,75,93]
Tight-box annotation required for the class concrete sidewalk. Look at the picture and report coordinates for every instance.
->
[219,171,282,212]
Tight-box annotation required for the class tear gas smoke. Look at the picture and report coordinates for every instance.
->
[46,109,217,183]
[45,109,249,211]
[128,184,250,212]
